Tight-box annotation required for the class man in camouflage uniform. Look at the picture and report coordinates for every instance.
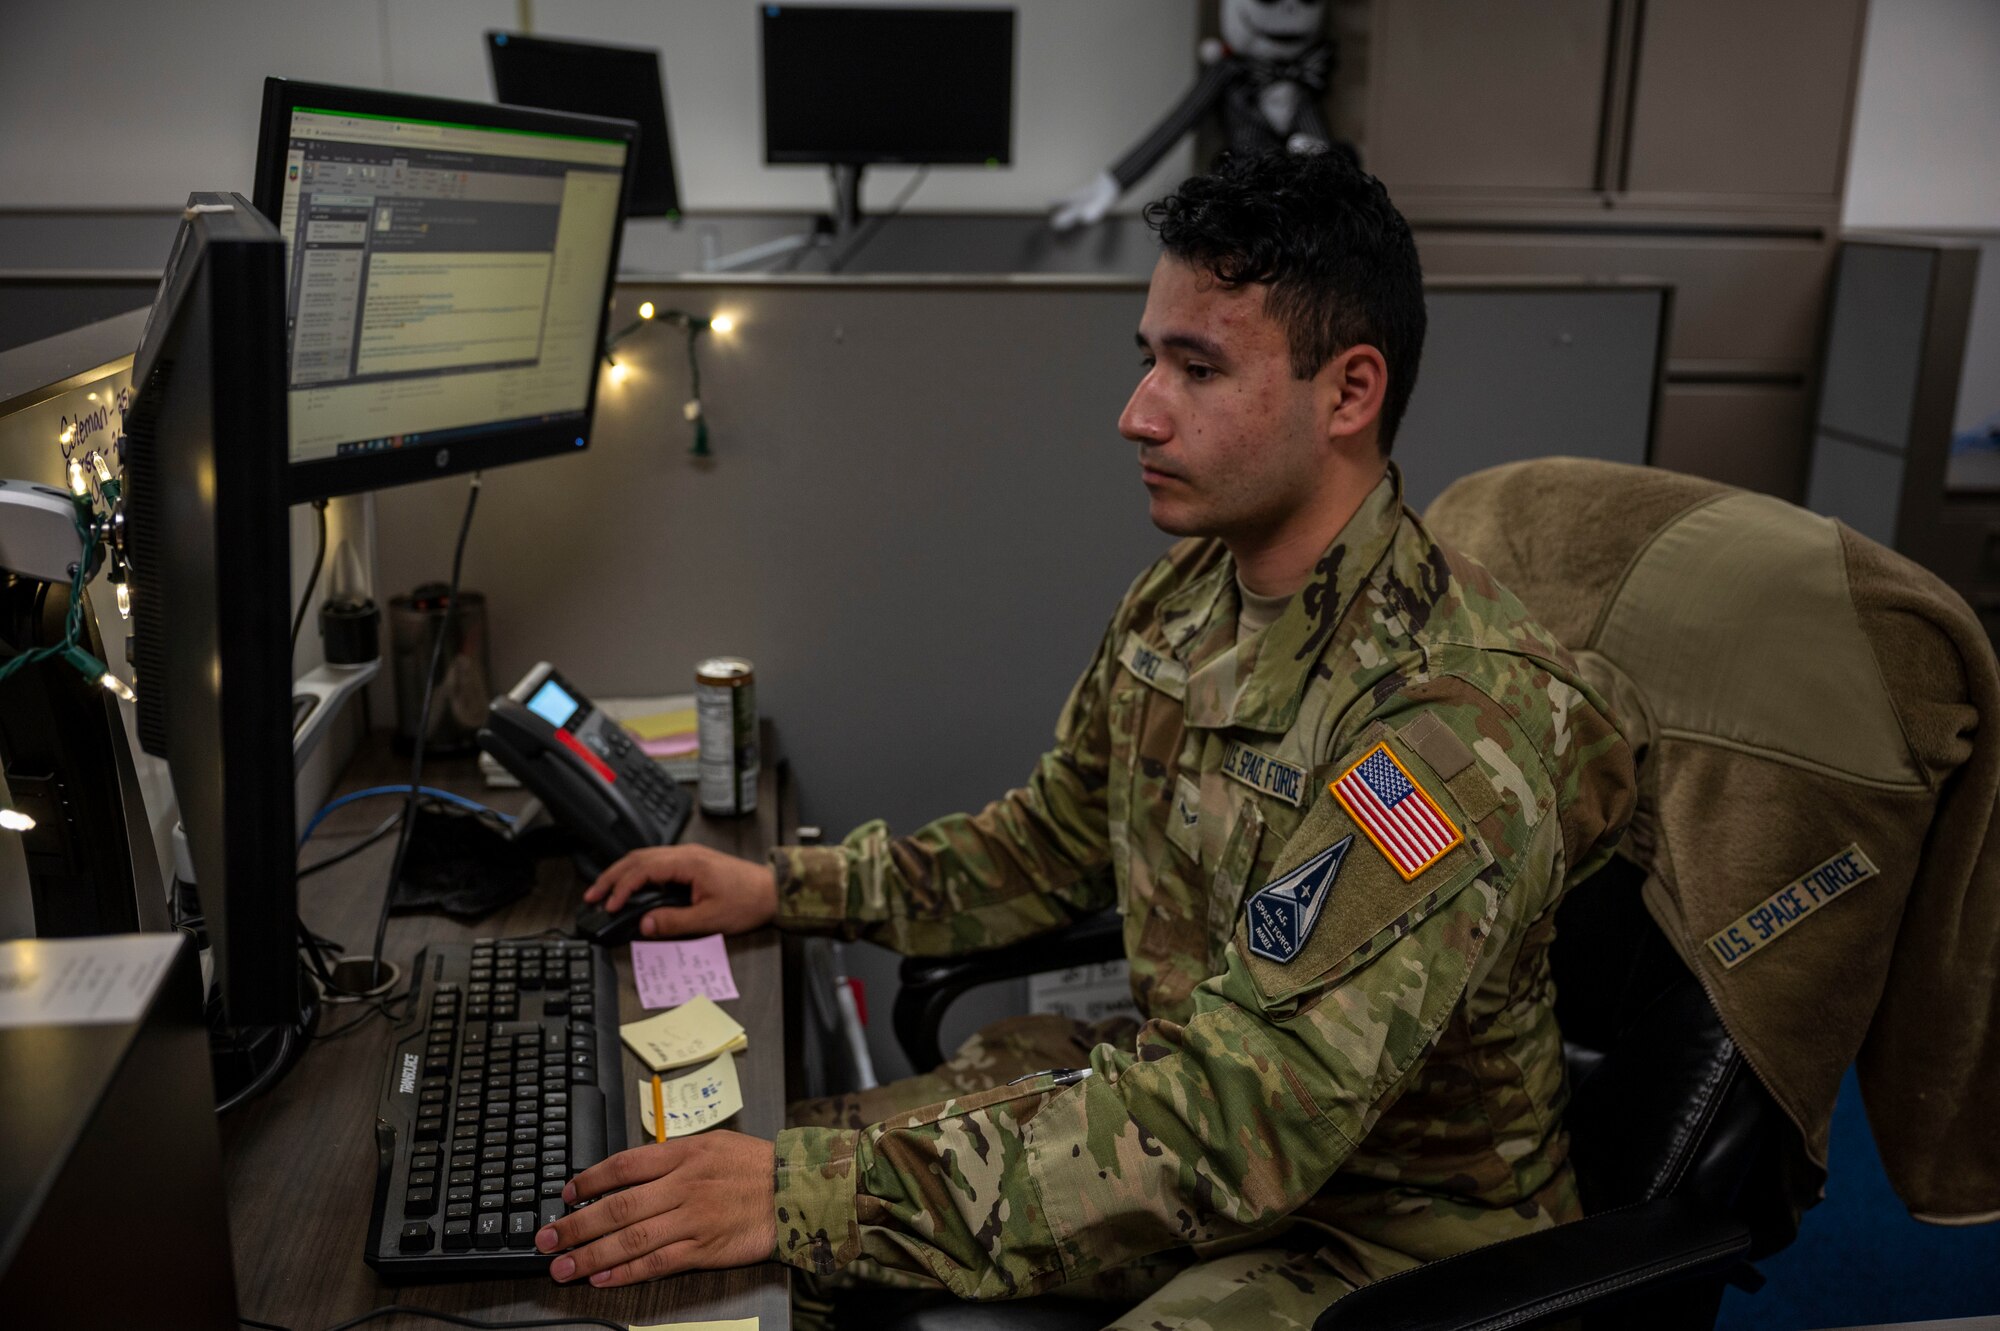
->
[535,151,1637,1327]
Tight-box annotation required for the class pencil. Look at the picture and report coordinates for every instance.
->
[651,1073,666,1145]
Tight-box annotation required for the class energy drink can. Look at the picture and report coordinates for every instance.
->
[695,657,758,816]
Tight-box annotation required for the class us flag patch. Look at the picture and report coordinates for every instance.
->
[1330,743,1463,881]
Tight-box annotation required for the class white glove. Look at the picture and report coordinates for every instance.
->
[1049,171,1120,231]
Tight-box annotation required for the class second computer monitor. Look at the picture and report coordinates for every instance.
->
[487,31,681,219]
[252,79,637,501]
[761,4,1016,167]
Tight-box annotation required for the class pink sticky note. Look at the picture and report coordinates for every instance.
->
[631,934,740,1010]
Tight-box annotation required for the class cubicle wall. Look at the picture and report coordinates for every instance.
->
[370,274,1666,1075]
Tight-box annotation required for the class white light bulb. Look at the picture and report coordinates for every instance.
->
[68,458,88,496]
[0,807,34,833]
[91,453,114,483]
[116,581,131,618]
[709,313,736,335]
[609,362,630,385]
[99,671,136,702]
[638,301,656,321]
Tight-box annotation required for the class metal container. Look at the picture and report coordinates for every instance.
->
[695,656,758,816]
[388,585,491,754]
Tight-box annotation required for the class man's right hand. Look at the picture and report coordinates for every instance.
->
[582,845,779,939]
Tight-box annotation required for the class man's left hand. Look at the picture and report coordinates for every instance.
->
[536,1131,777,1286]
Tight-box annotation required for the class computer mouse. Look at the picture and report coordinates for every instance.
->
[574,883,693,945]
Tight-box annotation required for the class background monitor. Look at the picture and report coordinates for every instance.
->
[487,30,680,219]
[251,79,637,501]
[123,192,297,1027]
[761,5,1015,166]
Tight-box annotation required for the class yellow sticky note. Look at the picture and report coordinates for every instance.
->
[621,995,748,1073]
[623,707,697,741]
[636,1055,743,1138]
[630,1319,757,1331]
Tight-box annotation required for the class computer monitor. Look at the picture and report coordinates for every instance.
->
[251,79,637,501]
[123,192,297,1028]
[486,30,681,219]
[761,5,1015,167]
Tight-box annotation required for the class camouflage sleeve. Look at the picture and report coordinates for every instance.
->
[770,689,1616,1297]
[768,618,1121,956]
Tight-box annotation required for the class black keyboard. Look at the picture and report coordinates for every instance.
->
[365,937,627,1281]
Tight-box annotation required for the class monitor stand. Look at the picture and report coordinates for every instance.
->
[176,657,380,1113]
[701,164,870,273]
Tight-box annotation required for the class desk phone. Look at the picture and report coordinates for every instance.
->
[477,663,691,868]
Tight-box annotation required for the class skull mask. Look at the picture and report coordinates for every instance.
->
[1221,0,1327,61]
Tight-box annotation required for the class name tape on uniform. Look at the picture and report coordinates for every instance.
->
[1220,739,1309,807]
[1118,632,1186,699]
[1705,844,1879,971]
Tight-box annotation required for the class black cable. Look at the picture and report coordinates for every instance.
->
[297,809,403,880]
[213,1020,301,1114]
[828,164,930,273]
[291,498,330,657]
[368,474,481,987]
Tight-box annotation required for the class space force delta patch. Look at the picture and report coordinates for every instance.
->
[1246,836,1353,963]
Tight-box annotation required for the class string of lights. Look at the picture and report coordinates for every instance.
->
[600,299,735,456]
[0,413,138,833]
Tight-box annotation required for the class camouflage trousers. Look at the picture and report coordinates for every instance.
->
[787,1012,1359,1330]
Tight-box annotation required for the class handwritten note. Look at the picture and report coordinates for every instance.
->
[631,934,739,1009]
[637,1055,744,1138]
[621,995,748,1072]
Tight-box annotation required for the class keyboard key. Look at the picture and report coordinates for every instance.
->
[446,1201,473,1221]
[509,1187,537,1208]
[442,1219,472,1252]
[405,1188,436,1216]
[507,1211,537,1248]
[539,1198,567,1231]
[475,1212,505,1250]
[399,1221,435,1254]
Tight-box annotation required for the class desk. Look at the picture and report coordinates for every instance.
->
[222,732,797,1330]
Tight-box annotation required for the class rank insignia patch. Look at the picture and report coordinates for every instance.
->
[1246,835,1353,963]
[1330,742,1463,881]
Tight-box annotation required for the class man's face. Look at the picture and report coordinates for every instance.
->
[1120,256,1326,542]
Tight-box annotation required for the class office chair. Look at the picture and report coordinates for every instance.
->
[873,459,1977,1330]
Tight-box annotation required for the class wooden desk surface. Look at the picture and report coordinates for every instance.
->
[222,733,794,1330]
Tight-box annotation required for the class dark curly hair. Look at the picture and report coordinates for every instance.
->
[1144,151,1427,453]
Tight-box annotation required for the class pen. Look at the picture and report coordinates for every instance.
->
[652,1073,666,1145]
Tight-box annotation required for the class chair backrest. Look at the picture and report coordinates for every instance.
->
[1424,456,2000,1229]
[1550,855,1794,1255]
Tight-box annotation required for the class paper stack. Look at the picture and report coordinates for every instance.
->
[601,694,700,782]
[620,995,747,1072]
[637,1055,744,1137]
